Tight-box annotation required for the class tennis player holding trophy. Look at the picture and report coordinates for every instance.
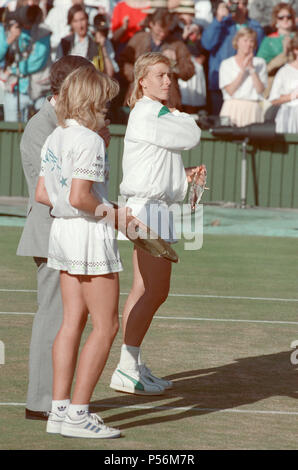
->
[110,52,206,395]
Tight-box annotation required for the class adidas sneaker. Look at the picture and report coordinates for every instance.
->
[110,365,165,395]
[139,363,173,390]
[61,412,121,439]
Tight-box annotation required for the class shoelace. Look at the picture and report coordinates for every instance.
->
[88,413,111,431]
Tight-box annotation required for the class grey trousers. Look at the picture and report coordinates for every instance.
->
[26,258,62,411]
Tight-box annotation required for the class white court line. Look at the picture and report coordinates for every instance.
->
[0,311,298,325]
[0,402,298,417]
[1,289,298,303]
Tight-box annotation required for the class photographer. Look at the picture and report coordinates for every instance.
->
[92,13,119,77]
[0,5,51,121]
[201,0,264,115]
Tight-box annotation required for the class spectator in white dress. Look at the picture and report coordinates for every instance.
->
[269,32,298,133]
[110,52,205,396]
[219,27,267,126]
[35,66,128,439]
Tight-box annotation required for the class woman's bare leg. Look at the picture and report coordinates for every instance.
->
[71,273,119,404]
[52,272,88,400]
[122,247,171,347]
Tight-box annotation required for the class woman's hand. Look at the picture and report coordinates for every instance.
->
[185,164,207,185]
[98,119,111,147]
[241,53,254,71]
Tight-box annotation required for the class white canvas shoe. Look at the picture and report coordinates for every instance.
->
[46,411,65,434]
[110,365,165,395]
[139,364,173,390]
[61,413,121,439]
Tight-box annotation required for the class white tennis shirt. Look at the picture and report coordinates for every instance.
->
[40,119,107,218]
[120,96,202,204]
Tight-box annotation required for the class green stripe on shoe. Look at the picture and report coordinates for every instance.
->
[117,369,145,391]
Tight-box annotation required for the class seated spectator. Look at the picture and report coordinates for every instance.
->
[173,0,207,112]
[201,0,264,115]
[111,0,150,59]
[219,27,267,126]
[0,4,52,121]
[257,2,296,98]
[92,13,119,76]
[269,32,298,133]
[118,6,195,110]
[56,4,98,60]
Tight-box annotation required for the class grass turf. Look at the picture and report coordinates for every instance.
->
[0,227,297,450]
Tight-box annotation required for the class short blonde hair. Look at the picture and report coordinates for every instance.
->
[128,52,172,109]
[56,65,119,132]
[232,27,257,51]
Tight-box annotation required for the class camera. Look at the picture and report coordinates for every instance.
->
[93,14,109,38]
[0,5,42,29]
[229,2,239,14]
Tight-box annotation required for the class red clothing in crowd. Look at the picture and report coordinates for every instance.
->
[111,1,148,43]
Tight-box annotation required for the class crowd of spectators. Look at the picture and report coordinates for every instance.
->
[1,0,298,132]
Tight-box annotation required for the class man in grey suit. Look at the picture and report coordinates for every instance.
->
[17,55,102,420]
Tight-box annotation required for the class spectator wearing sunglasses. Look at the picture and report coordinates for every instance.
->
[257,2,297,98]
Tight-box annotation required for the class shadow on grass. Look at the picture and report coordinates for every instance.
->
[90,350,298,429]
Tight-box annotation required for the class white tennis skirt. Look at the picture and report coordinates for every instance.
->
[118,197,177,244]
[48,216,123,275]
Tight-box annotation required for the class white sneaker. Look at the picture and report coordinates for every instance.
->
[46,412,65,434]
[139,363,173,390]
[61,412,121,439]
[110,365,165,395]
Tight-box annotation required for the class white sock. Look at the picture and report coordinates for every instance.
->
[138,349,143,366]
[119,344,140,370]
[51,399,70,416]
[68,403,89,421]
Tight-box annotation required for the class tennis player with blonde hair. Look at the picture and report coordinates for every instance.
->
[35,66,128,439]
[110,52,205,395]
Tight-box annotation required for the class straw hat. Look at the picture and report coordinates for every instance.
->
[171,0,195,14]
[144,0,169,14]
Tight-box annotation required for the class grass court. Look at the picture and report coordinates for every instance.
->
[0,225,297,450]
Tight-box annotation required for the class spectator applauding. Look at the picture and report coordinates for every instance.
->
[201,0,264,115]
[219,27,267,126]
[269,33,298,133]
[257,2,296,98]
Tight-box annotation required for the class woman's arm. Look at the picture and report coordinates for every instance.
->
[249,67,265,95]
[223,68,246,96]
[70,178,129,228]
[35,176,52,207]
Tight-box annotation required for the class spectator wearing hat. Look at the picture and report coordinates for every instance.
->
[118,6,195,110]
[201,0,264,115]
[173,0,207,112]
